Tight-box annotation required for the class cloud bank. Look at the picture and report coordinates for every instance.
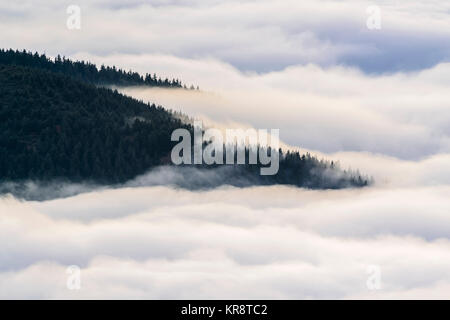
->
[1,183,450,299]
[1,150,450,298]
[1,0,449,73]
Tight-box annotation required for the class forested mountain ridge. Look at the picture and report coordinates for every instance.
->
[0,55,370,192]
[0,49,199,89]
[0,64,190,183]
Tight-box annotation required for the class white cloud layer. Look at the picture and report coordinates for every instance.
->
[1,182,450,299]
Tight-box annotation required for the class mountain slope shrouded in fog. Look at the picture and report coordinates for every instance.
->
[0,51,369,196]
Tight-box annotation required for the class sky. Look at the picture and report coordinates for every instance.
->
[1,0,450,299]
[1,0,450,73]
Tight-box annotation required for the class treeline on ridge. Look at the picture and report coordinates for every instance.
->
[0,48,199,89]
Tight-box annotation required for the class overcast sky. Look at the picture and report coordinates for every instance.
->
[1,0,450,73]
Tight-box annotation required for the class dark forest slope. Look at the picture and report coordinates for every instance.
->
[0,49,198,89]
[0,64,189,183]
[0,59,369,191]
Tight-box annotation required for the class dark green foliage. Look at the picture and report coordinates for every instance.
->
[0,48,197,89]
[0,64,190,183]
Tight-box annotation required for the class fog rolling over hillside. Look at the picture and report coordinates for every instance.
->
[0,50,369,200]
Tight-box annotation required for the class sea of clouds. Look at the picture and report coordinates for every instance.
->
[1,0,450,299]
[1,181,450,298]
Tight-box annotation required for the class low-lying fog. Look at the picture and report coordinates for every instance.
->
[2,49,450,299]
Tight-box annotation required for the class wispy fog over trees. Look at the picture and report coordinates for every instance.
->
[0,50,369,192]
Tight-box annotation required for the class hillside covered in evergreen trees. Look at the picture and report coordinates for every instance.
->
[0,64,190,183]
[0,50,370,194]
